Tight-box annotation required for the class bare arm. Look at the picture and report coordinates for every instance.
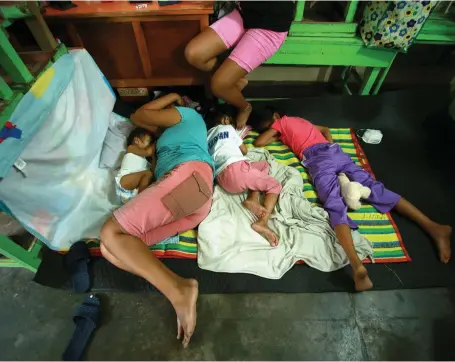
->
[254,128,279,147]
[139,93,184,111]
[240,144,248,155]
[131,107,182,131]
[315,125,333,144]
[127,143,155,158]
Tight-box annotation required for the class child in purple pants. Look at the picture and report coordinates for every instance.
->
[251,108,452,292]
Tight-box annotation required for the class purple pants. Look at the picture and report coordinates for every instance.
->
[303,143,401,229]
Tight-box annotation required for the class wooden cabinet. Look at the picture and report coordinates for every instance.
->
[44,1,213,87]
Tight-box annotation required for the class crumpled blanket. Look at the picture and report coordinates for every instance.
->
[197,148,373,279]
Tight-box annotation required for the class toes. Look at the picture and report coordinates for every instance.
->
[177,318,183,340]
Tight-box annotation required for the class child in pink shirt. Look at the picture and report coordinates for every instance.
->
[251,107,452,291]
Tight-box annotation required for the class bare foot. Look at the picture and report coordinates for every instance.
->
[174,279,198,348]
[236,77,249,91]
[243,199,266,218]
[252,219,279,247]
[353,265,373,292]
[428,224,452,263]
[236,103,252,130]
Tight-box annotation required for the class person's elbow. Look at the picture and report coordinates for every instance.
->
[254,138,267,147]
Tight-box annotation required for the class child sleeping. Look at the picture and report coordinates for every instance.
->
[115,127,156,204]
[251,106,452,291]
[205,105,282,246]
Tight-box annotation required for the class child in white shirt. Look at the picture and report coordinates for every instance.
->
[205,105,282,246]
[115,128,155,203]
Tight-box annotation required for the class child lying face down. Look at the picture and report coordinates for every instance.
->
[115,127,156,204]
[205,105,282,246]
[251,107,452,291]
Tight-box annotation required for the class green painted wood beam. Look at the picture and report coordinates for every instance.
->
[0,92,23,130]
[0,76,13,101]
[0,27,33,84]
[294,0,305,22]
[0,234,41,272]
[345,0,359,23]
[290,22,358,35]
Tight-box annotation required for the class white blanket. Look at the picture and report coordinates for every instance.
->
[197,149,373,279]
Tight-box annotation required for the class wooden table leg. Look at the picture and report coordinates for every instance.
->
[0,234,42,272]
[372,56,396,95]
[360,67,381,96]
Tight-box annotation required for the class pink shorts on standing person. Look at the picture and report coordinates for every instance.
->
[217,160,282,195]
[271,116,329,159]
[113,161,213,246]
[210,8,288,72]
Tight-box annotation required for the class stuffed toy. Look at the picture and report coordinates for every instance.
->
[338,173,371,211]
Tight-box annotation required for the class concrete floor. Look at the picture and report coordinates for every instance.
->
[1,268,455,361]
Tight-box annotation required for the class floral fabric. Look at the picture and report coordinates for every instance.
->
[360,1,437,52]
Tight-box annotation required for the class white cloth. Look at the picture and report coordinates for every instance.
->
[114,153,149,203]
[99,113,134,169]
[197,148,373,279]
[207,125,247,176]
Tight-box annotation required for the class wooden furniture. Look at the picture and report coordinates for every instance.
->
[267,0,398,95]
[44,1,213,88]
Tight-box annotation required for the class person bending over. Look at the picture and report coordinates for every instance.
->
[251,107,452,292]
[205,105,282,246]
[185,1,295,129]
[115,128,155,204]
[100,93,214,348]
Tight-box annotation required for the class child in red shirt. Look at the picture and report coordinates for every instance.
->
[251,107,452,291]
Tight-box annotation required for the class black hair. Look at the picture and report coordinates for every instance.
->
[126,127,154,146]
[249,105,284,133]
[203,103,237,129]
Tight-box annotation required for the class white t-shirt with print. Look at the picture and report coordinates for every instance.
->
[207,125,248,176]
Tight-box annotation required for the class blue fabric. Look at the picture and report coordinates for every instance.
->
[155,107,214,180]
[0,54,75,178]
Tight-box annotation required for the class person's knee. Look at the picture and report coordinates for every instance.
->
[100,218,120,249]
[211,72,230,98]
[184,42,202,68]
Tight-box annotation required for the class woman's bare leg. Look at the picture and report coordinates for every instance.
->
[393,197,452,262]
[185,28,227,72]
[211,59,251,129]
[242,190,266,217]
[100,218,197,348]
[334,224,373,292]
[252,193,279,247]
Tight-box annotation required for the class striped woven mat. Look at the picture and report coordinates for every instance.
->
[91,129,410,263]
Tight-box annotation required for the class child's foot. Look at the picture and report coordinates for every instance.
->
[243,199,266,218]
[236,103,252,130]
[353,265,373,292]
[236,77,248,91]
[252,219,279,247]
[174,279,198,349]
[428,223,452,263]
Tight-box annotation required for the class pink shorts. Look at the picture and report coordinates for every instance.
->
[210,9,288,72]
[217,160,282,195]
[113,161,213,246]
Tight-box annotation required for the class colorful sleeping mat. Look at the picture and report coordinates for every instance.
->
[90,128,411,263]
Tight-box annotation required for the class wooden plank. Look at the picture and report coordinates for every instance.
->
[289,22,358,35]
[66,23,84,47]
[132,22,152,78]
[57,14,203,24]
[344,0,359,23]
[44,1,214,19]
[0,28,34,83]
[109,77,204,87]
[200,14,209,31]
[294,1,305,22]
[25,2,58,52]
[267,39,396,68]
[0,233,41,272]
[0,76,13,101]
